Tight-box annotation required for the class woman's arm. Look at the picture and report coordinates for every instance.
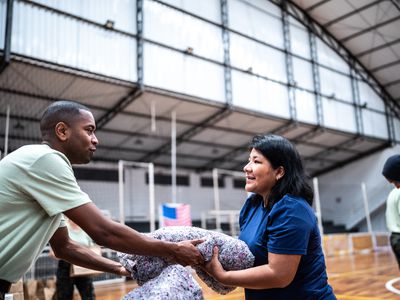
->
[203,246,301,289]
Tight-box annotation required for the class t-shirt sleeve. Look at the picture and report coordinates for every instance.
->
[22,152,91,216]
[267,200,314,255]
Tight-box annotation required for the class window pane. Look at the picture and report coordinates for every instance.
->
[144,43,225,103]
[230,33,287,83]
[144,0,223,62]
[320,67,352,102]
[228,0,283,49]
[322,97,356,133]
[232,70,290,118]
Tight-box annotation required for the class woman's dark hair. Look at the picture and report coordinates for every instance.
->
[249,134,313,208]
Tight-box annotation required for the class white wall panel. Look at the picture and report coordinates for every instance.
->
[228,0,284,49]
[362,110,388,139]
[144,43,225,103]
[0,0,5,50]
[322,97,357,133]
[232,70,290,118]
[316,38,349,74]
[159,0,221,24]
[12,2,137,81]
[394,117,400,142]
[293,57,313,90]
[319,67,352,102]
[34,0,136,33]
[289,18,311,59]
[358,80,385,112]
[144,0,223,62]
[296,90,317,124]
[230,33,287,83]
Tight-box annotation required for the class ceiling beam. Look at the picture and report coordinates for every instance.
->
[306,0,331,12]
[355,38,400,58]
[370,59,400,73]
[311,141,391,177]
[138,106,233,162]
[339,15,400,43]
[96,87,142,129]
[323,0,382,28]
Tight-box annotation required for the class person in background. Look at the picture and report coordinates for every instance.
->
[0,100,203,300]
[55,218,97,300]
[382,154,400,269]
[203,134,336,299]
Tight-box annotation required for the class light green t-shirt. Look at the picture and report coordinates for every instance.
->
[67,222,93,247]
[386,188,400,233]
[0,144,91,282]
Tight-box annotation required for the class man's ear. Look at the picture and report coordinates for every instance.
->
[54,122,69,141]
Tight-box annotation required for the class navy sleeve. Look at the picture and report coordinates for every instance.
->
[267,197,314,255]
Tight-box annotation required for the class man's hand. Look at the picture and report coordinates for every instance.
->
[117,266,131,277]
[172,239,204,266]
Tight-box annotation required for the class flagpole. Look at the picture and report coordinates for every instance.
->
[171,110,177,203]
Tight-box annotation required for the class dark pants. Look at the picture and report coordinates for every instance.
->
[0,279,11,300]
[56,260,95,300]
[390,232,400,269]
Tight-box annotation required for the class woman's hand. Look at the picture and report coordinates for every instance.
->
[203,246,227,282]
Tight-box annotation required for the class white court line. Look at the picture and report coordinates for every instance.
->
[385,277,400,295]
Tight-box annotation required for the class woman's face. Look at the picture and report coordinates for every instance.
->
[243,148,283,199]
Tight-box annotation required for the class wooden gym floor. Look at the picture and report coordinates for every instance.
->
[92,248,400,300]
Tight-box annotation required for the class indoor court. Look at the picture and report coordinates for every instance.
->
[1,0,400,299]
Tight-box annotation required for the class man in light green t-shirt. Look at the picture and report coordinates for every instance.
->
[382,154,400,269]
[0,101,203,298]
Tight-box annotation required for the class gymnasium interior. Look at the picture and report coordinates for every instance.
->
[1,0,400,299]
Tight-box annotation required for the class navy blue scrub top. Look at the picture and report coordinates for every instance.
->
[238,193,336,300]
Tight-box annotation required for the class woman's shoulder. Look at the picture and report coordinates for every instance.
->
[276,194,312,212]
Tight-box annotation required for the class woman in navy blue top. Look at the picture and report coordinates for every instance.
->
[204,134,336,299]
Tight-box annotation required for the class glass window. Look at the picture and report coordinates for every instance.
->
[160,0,220,24]
[316,38,349,74]
[293,57,313,90]
[0,0,6,50]
[296,89,317,124]
[322,97,356,133]
[358,80,385,112]
[228,0,284,49]
[289,16,310,59]
[231,70,290,119]
[319,66,352,102]
[144,0,223,63]
[33,0,136,33]
[144,43,225,103]
[362,110,388,139]
[12,2,137,81]
[230,32,287,83]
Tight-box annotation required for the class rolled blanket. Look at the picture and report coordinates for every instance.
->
[118,226,254,294]
[122,265,203,300]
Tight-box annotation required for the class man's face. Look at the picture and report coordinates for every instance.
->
[387,178,400,189]
[64,109,98,164]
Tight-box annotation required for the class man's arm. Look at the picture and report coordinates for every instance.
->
[64,202,204,266]
[49,226,129,276]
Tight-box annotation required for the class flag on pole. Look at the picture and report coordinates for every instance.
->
[160,203,192,227]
